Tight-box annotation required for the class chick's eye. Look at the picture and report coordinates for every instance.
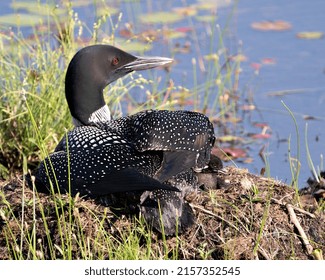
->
[112,57,119,66]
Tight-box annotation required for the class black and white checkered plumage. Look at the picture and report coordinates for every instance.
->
[29,45,217,235]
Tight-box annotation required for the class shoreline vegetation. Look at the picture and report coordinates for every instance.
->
[0,1,324,260]
[0,166,324,260]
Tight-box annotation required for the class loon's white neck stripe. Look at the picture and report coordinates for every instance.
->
[89,105,111,123]
[73,105,111,126]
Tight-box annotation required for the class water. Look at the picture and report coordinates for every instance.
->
[1,0,324,186]
[234,0,325,185]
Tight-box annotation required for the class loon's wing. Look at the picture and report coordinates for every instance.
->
[30,150,178,196]
[113,110,215,182]
[154,150,198,182]
[76,168,179,196]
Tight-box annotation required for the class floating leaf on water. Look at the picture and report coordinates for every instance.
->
[251,134,272,139]
[303,115,317,120]
[217,135,243,143]
[140,12,184,24]
[96,6,120,17]
[230,54,248,62]
[261,57,276,65]
[195,3,218,10]
[240,104,256,111]
[244,157,254,164]
[162,29,187,40]
[123,42,153,53]
[171,90,192,99]
[119,28,133,39]
[222,147,247,159]
[11,1,39,9]
[0,13,44,27]
[11,1,66,16]
[296,31,324,40]
[173,6,197,16]
[196,0,231,9]
[113,39,153,53]
[225,116,242,123]
[62,0,93,7]
[139,29,161,42]
[172,42,191,53]
[267,88,309,96]
[250,62,261,71]
[251,20,292,31]
[253,122,269,128]
[195,15,217,23]
[175,27,193,33]
[204,53,219,61]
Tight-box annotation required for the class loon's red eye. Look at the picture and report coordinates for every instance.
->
[112,57,119,66]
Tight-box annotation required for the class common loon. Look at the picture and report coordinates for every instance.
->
[29,45,218,235]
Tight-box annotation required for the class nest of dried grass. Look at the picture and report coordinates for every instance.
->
[0,166,324,260]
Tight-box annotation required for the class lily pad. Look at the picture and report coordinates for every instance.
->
[204,53,219,61]
[196,0,231,9]
[11,1,66,16]
[253,122,269,128]
[251,133,272,139]
[218,135,243,143]
[120,41,153,53]
[96,6,120,17]
[102,37,153,53]
[140,12,184,24]
[0,13,44,27]
[175,27,193,33]
[230,54,248,62]
[195,15,217,23]
[251,20,292,31]
[163,29,187,39]
[222,147,247,159]
[261,57,276,64]
[173,7,197,16]
[240,104,256,111]
[303,115,317,120]
[62,0,93,7]
[195,3,218,10]
[250,62,262,71]
[296,31,324,40]
[138,29,160,42]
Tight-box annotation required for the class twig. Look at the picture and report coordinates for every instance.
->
[271,198,315,218]
[214,231,226,244]
[286,204,313,256]
[191,203,240,232]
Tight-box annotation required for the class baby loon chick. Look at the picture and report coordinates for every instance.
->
[29,45,217,235]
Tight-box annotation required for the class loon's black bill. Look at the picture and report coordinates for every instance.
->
[123,56,173,71]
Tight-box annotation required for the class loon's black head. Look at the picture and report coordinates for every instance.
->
[65,44,173,125]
